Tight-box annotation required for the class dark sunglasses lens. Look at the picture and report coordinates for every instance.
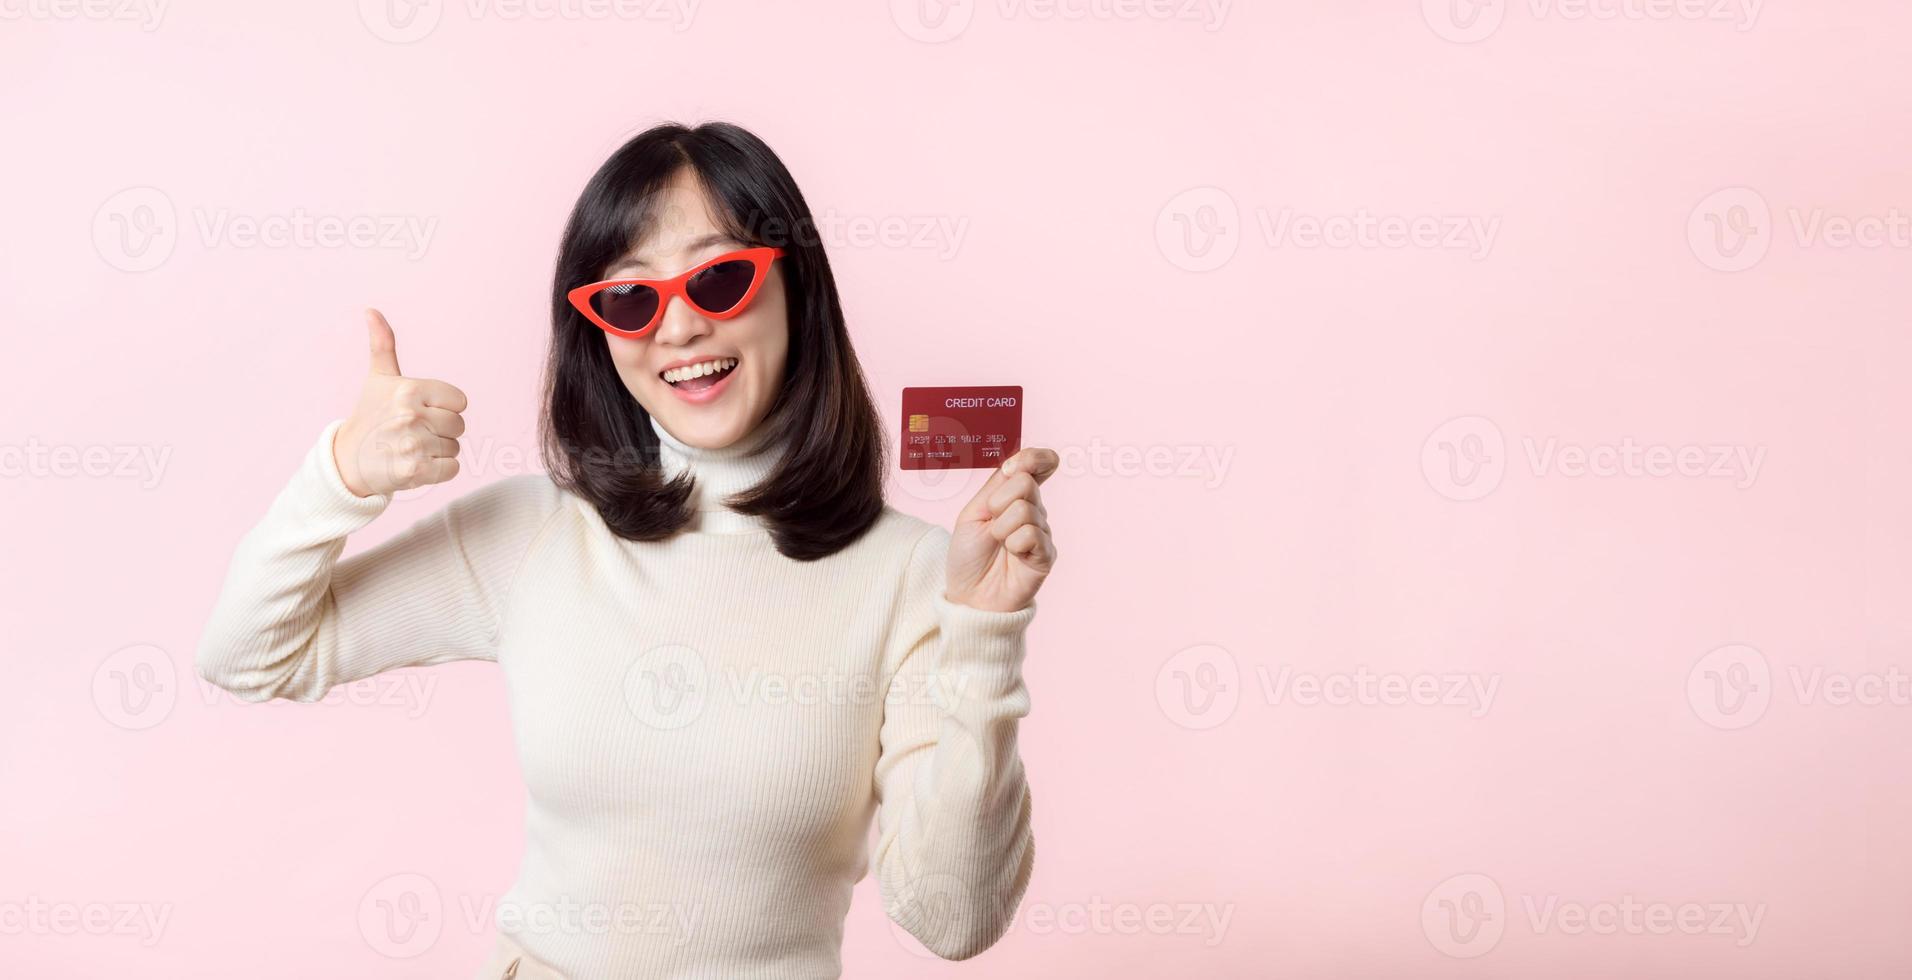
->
[593,283,661,333]
[685,259,759,314]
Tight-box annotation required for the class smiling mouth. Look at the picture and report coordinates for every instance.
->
[660,357,739,392]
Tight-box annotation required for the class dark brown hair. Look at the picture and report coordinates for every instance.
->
[539,121,887,561]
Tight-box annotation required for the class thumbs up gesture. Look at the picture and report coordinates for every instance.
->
[332,309,468,498]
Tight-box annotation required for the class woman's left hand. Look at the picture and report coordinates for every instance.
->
[945,447,1061,613]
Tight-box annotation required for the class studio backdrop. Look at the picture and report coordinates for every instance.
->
[3,1,1909,977]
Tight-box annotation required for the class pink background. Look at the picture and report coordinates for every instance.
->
[3,0,1909,976]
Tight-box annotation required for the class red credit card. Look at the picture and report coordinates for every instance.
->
[899,386,1023,470]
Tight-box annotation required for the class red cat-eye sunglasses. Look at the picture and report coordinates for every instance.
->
[567,246,785,339]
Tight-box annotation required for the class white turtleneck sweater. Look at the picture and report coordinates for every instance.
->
[195,415,1038,978]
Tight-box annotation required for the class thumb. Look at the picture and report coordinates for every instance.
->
[365,308,402,377]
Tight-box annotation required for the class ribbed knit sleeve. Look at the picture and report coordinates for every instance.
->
[195,417,567,702]
[874,523,1038,960]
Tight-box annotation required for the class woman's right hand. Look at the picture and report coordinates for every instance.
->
[333,309,468,498]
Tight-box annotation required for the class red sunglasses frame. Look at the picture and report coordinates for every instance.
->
[567,246,786,339]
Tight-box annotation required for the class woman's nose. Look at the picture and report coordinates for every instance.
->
[650,293,713,346]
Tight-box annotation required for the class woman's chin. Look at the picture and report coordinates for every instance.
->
[651,401,752,450]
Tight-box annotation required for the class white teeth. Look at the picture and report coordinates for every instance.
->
[661,357,737,384]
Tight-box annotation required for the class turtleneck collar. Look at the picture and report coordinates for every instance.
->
[648,414,789,535]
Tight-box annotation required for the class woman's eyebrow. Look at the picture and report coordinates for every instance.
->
[616,233,741,274]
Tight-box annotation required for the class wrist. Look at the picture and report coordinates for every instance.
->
[327,421,376,499]
[943,589,1030,614]
[330,420,370,496]
[303,419,393,525]
[930,592,1036,694]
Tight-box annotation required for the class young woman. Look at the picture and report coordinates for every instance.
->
[196,121,1059,979]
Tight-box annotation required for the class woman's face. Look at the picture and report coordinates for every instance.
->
[601,168,789,450]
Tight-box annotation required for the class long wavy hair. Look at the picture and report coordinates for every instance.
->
[539,121,887,561]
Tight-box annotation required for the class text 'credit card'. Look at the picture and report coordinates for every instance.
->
[899,386,1023,470]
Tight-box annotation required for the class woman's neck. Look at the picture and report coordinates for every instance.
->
[648,415,789,534]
